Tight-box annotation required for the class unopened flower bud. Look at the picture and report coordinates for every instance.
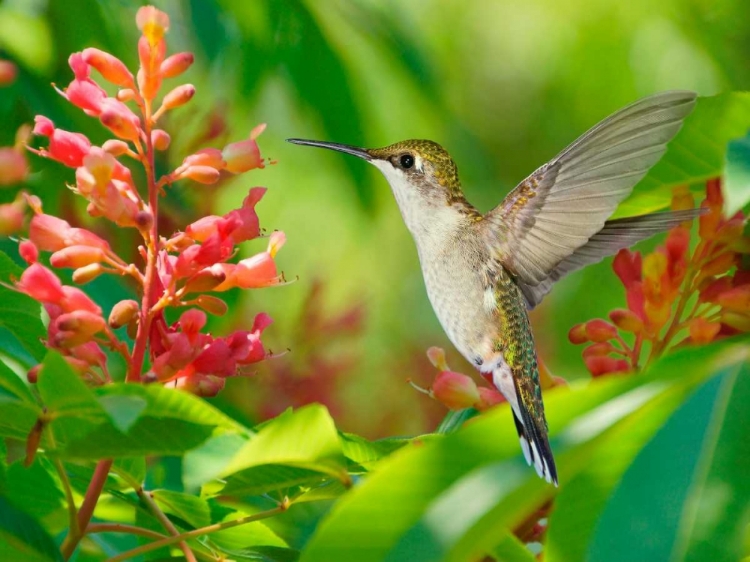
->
[195,294,228,316]
[183,268,226,294]
[82,48,134,88]
[432,371,480,410]
[17,263,63,302]
[182,165,220,184]
[161,84,195,110]
[117,88,136,102]
[475,387,505,411]
[27,364,41,384]
[222,137,263,173]
[0,147,27,185]
[50,245,106,269]
[109,299,139,329]
[160,52,194,78]
[426,346,449,371]
[584,319,618,342]
[582,342,616,358]
[151,129,170,151]
[100,107,141,142]
[19,240,38,264]
[608,309,643,333]
[135,210,153,231]
[183,148,225,169]
[567,323,588,344]
[0,60,17,86]
[0,197,25,235]
[55,310,106,345]
[689,317,721,344]
[72,263,105,284]
[176,373,225,397]
[584,356,630,378]
[102,139,130,156]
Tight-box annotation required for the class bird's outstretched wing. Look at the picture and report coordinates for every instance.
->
[483,91,697,305]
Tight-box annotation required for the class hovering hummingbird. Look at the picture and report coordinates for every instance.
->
[288,91,702,485]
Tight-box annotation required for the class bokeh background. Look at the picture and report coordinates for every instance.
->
[1,0,749,438]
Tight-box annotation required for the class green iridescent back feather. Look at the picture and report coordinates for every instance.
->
[493,269,547,432]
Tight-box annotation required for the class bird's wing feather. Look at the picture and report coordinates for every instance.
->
[518,208,705,308]
[483,90,697,291]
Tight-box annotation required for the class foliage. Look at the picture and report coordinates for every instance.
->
[0,2,749,562]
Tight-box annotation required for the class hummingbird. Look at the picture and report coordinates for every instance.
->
[288,91,702,486]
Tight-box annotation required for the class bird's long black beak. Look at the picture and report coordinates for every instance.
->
[286,138,372,161]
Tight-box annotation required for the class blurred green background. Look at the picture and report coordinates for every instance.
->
[1,0,749,438]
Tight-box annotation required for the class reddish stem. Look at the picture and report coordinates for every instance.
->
[127,102,160,382]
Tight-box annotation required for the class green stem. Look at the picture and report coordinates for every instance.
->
[106,501,289,562]
[137,488,197,562]
[54,459,80,541]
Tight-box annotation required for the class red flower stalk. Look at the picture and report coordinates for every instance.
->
[570,180,750,377]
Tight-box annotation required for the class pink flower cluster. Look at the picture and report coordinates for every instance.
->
[11,6,283,396]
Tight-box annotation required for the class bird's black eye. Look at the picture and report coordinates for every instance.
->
[399,154,414,169]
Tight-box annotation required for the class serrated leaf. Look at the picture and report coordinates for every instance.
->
[153,489,211,529]
[0,496,62,562]
[339,433,410,470]
[221,464,328,497]
[209,516,287,551]
[222,405,347,481]
[183,432,248,491]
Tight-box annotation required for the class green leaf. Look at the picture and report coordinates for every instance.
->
[298,340,747,562]
[183,433,248,491]
[0,496,62,562]
[489,531,536,562]
[152,489,211,529]
[208,515,288,552]
[99,394,147,433]
[221,464,329,497]
[339,433,411,470]
[4,457,65,521]
[0,251,47,363]
[40,371,247,459]
[0,359,41,441]
[435,409,477,435]
[616,92,750,217]
[222,405,348,482]
[585,353,750,562]
[725,132,750,214]
[111,457,146,490]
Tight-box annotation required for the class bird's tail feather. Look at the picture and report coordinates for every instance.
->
[512,403,558,486]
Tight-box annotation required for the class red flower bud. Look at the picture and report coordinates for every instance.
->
[176,373,225,397]
[568,323,589,344]
[183,268,226,294]
[613,249,642,289]
[584,355,630,377]
[160,52,194,78]
[0,60,17,86]
[584,319,618,342]
[17,263,63,302]
[222,135,264,173]
[582,342,616,359]
[426,346,449,371]
[55,310,106,346]
[699,277,733,303]
[0,198,25,236]
[475,387,506,411]
[161,84,195,110]
[609,308,643,333]
[689,317,721,344]
[151,129,170,151]
[82,48,134,88]
[0,147,27,185]
[432,371,480,410]
[700,253,735,279]
[100,103,142,141]
[19,241,38,264]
